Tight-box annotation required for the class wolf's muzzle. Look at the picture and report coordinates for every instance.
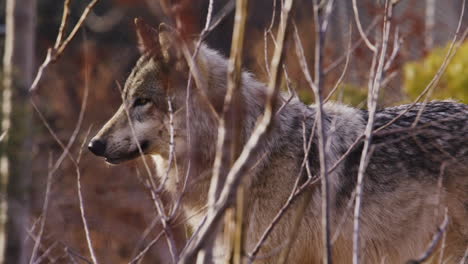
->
[88,138,106,156]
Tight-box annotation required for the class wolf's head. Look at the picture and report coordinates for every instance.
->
[88,19,191,164]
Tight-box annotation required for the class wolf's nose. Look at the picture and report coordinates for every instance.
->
[88,139,106,156]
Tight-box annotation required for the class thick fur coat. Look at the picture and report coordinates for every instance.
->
[89,20,468,263]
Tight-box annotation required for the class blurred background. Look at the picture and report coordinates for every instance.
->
[0,0,467,263]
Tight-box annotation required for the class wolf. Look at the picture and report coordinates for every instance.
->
[88,19,468,263]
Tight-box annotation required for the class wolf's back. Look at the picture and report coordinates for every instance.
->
[369,100,468,174]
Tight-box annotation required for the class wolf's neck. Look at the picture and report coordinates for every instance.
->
[185,46,272,162]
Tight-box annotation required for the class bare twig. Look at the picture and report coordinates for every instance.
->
[29,153,54,264]
[30,0,99,92]
[129,231,165,264]
[208,0,249,222]
[311,0,335,262]
[54,0,71,49]
[406,209,449,264]
[324,17,379,74]
[352,0,376,52]
[76,36,98,264]
[324,24,353,103]
[76,157,99,264]
[200,0,249,257]
[353,2,394,263]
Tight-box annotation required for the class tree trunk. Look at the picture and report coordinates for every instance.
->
[1,0,36,263]
[425,0,435,50]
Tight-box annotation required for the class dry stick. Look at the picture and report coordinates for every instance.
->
[324,17,379,74]
[406,209,449,264]
[324,24,353,103]
[129,231,165,264]
[331,189,357,243]
[263,0,278,76]
[351,0,376,52]
[411,0,466,128]
[25,229,56,264]
[208,0,249,219]
[76,158,98,264]
[132,204,210,263]
[54,0,71,49]
[76,37,99,264]
[30,0,99,92]
[233,186,244,264]
[24,216,42,245]
[33,241,58,264]
[130,214,160,261]
[206,1,248,261]
[383,27,401,72]
[178,0,295,262]
[352,2,394,264]
[311,0,335,262]
[63,244,93,264]
[28,154,54,264]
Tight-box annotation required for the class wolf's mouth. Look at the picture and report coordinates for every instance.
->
[104,140,150,165]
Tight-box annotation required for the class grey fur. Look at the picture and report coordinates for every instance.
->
[90,24,468,263]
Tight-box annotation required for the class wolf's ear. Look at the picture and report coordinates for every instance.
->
[157,25,188,70]
[134,18,160,54]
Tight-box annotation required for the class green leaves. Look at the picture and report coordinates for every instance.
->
[404,42,468,103]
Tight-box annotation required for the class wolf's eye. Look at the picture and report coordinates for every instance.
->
[133,98,151,107]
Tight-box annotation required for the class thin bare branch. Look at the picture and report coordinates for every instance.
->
[311,0,335,262]
[352,0,376,52]
[353,1,394,263]
[324,17,379,74]
[30,0,99,92]
[29,153,54,264]
[208,0,249,219]
[324,24,352,103]
[54,0,71,49]
[406,209,449,264]
[129,231,165,264]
